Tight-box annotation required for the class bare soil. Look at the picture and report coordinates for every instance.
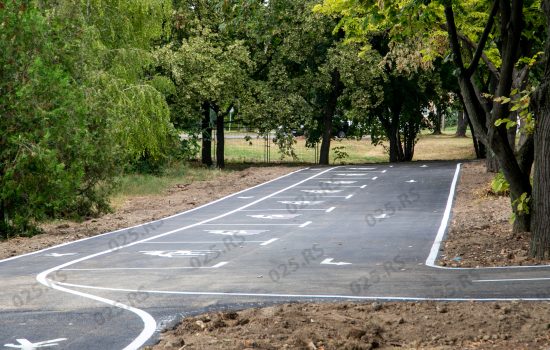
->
[152,301,550,350]
[439,161,547,267]
[0,166,298,260]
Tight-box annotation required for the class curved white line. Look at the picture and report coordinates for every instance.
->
[35,166,339,349]
[55,280,550,302]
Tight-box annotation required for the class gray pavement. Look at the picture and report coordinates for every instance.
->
[2,162,550,350]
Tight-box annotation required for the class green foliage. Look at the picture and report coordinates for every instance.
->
[490,172,510,196]
[331,146,349,164]
[510,192,531,223]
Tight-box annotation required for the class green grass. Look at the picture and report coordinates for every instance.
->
[221,131,475,164]
[113,162,228,198]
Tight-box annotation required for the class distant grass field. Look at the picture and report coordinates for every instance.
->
[222,128,475,164]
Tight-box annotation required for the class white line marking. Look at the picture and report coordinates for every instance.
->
[277,200,324,205]
[140,241,264,244]
[44,253,78,257]
[140,250,219,258]
[371,177,378,180]
[335,173,368,176]
[201,223,303,226]
[347,167,376,170]
[301,189,343,194]
[406,180,417,183]
[62,263,229,271]
[247,214,301,220]
[426,163,461,268]
[241,209,326,211]
[260,238,279,246]
[36,166,336,349]
[237,196,255,199]
[321,258,352,266]
[299,221,312,228]
[421,165,429,168]
[54,281,550,301]
[360,185,367,189]
[325,207,336,213]
[345,194,354,199]
[319,181,357,184]
[374,214,388,219]
[205,229,267,236]
[2,167,308,264]
[473,277,550,283]
[382,170,387,173]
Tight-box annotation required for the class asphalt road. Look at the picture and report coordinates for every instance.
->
[2,161,550,350]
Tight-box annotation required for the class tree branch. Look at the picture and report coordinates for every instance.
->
[466,0,500,77]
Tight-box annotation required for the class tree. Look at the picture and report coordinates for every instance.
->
[315,0,544,231]
[530,0,550,258]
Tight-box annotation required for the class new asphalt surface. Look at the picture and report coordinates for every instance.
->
[2,162,550,349]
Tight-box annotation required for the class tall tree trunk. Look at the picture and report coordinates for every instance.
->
[456,111,467,137]
[486,151,500,173]
[530,0,550,258]
[201,102,213,167]
[319,70,344,165]
[215,108,225,169]
[432,109,442,135]
[466,108,485,159]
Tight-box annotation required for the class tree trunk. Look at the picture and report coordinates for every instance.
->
[466,112,486,159]
[486,151,500,173]
[201,102,213,167]
[319,69,344,165]
[215,108,225,169]
[529,0,550,258]
[432,109,442,135]
[456,111,467,137]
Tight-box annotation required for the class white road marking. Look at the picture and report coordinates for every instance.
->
[345,194,354,199]
[278,200,324,205]
[360,185,367,189]
[319,181,356,184]
[53,281,550,302]
[237,196,255,199]
[241,208,326,211]
[140,250,219,258]
[321,258,352,266]
[426,163,461,268]
[260,238,279,246]
[201,223,304,226]
[335,173,367,177]
[406,180,417,183]
[205,229,267,236]
[36,166,335,350]
[4,338,67,349]
[347,167,377,170]
[473,277,550,283]
[247,214,301,220]
[299,221,313,228]
[382,170,387,173]
[3,167,308,264]
[374,214,388,219]
[61,262,229,271]
[325,207,336,213]
[140,241,265,244]
[44,253,77,257]
[301,190,343,194]
[421,165,429,168]
[371,177,378,180]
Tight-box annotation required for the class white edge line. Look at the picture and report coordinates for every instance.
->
[0,167,309,264]
[473,277,550,283]
[426,163,461,268]
[53,281,550,302]
[260,238,279,246]
[35,166,338,350]
[325,207,336,213]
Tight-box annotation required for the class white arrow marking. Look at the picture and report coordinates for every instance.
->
[321,258,352,266]
[205,229,268,236]
[406,180,417,183]
[140,250,219,258]
[320,181,356,184]
[44,253,77,257]
[4,338,67,349]
[301,190,342,194]
[278,200,324,205]
[374,214,388,219]
[248,214,301,220]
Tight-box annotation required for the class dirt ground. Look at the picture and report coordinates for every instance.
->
[151,301,550,350]
[0,166,298,260]
[438,161,546,268]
